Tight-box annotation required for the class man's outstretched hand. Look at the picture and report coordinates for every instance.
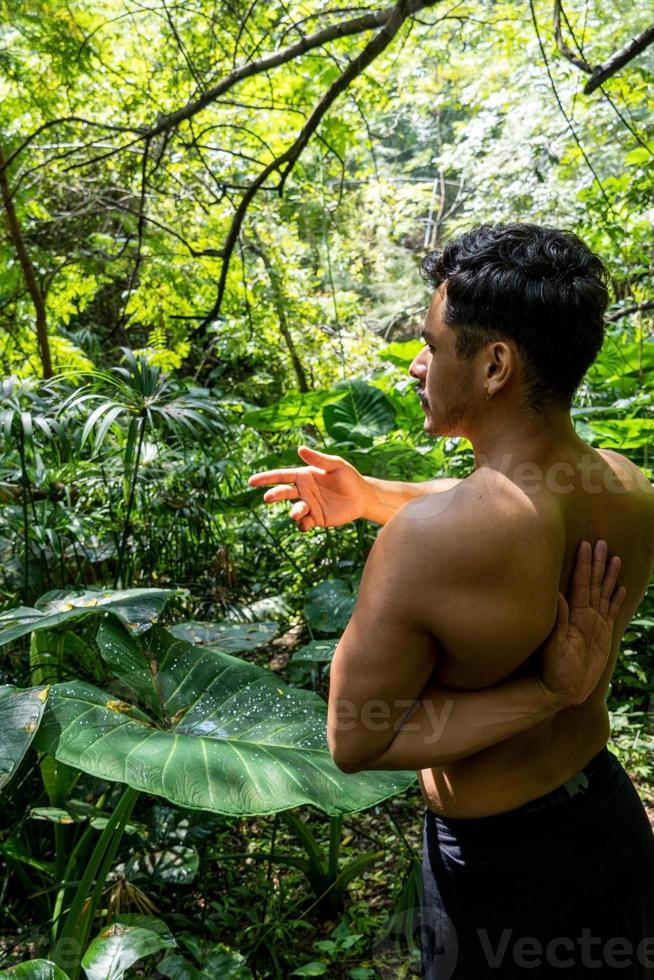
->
[248,446,368,531]
[538,540,626,709]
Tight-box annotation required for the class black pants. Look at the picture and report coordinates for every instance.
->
[421,748,654,978]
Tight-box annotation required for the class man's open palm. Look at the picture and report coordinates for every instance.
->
[540,540,626,708]
[248,446,368,530]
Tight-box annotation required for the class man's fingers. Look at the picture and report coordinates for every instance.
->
[248,446,340,487]
[608,585,627,624]
[262,484,299,504]
[298,514,316,532]
[550,593,569,643]
[599,555,621,616]
[249,467,303,487]
[290,500,310,521]
[589,539,608,606]
[569,540,592,609]
[297,445,342,471]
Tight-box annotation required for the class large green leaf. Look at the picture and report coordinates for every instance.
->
[291,641,337,664]
[0,685,48,791]
[587,340,654,387]
[0,589,181,647]
[304,579,357,634]
[95,618,163,718]
[29,800,144,835]
[378,339,423,368]
[243,390,340,431]
[322,382,396,445]
[328,439,447,481]
[158,955,205,980]
[159,944,252,980]
[169,620,279,653]
[34,624,414,816]
[0,961,69,979]
[585,418,654,449]
[81,915,175,980]
[383,388,429,431]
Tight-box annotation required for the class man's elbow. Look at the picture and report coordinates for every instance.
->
[331,752,365,774]
[327,730,377,774]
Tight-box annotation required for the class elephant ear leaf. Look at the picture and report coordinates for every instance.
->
[322,382,396,446]
[0,685,48,793]
[168,620,279,653]
[95,618,163,718]
[0,588,181,647]
[159,943,252,979]
[0,960,69,978]
[35,626,415,816]
[304,579,356,634]
[81,915,175,980]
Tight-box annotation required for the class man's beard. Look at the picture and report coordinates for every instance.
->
[418,385,470,437]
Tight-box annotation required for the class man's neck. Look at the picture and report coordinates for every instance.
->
[469,407,585,479]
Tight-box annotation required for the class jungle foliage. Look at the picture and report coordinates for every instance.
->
[0,0,652,976]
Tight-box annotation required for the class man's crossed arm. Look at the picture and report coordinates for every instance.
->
[326,500,624,773]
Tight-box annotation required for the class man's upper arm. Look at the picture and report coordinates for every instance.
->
[327,506,441,770]
[327,492,561,770]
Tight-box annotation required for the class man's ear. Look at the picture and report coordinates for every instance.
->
[485,340,514,397]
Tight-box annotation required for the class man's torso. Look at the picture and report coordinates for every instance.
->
[417,446,654,818]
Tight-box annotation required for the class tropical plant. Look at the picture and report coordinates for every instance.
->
[59,351,226,588]
[0,587,414,975]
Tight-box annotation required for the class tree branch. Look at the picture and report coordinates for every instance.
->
[195,0,440,336]
[0,143,52,378]
[552,0,592,73]
[606,301,654,322]
[12,6,400,183]
[161,0,203,89]
[143,5,398,141]
[118,138,151,333]
[0,117,146,175]
[584,21,654,94]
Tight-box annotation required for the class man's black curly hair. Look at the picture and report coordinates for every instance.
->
[420,223,610,410]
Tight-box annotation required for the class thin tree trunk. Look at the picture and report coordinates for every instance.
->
[0,142,52,377]
[249,238,311,393]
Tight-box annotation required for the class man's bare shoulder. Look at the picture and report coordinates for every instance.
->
[386,473,562,686]
[395,466,561,561]
[597,448,654,495]
[387,470,563,612]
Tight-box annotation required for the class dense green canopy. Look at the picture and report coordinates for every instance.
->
[0,0,651,386]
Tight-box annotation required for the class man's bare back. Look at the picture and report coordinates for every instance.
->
[417,446,654,817]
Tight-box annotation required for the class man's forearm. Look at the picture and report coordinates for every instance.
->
[352,675,560,771]
[361,475,461,525]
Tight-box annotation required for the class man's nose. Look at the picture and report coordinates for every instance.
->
[408,349,428,380]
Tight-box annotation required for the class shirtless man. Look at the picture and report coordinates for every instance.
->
[249,224,654,977]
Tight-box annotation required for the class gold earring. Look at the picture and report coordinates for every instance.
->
[485,383,492,400]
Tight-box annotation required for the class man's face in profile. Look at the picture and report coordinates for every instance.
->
[409,286,477,438]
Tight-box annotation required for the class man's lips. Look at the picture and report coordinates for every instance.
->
[415,386,429,408]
